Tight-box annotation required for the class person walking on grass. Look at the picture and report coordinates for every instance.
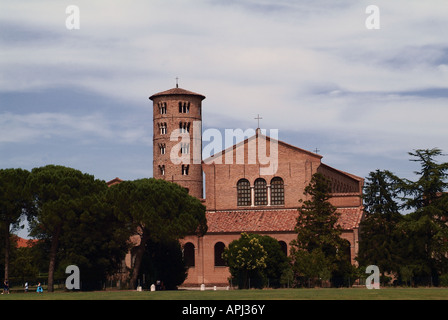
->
[2,279,9,294]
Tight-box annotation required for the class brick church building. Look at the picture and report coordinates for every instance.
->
[110,85,364,287]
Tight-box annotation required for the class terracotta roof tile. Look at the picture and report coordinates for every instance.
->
[106,177,123,186]
[12,235,38,248]
[205,207,363,233]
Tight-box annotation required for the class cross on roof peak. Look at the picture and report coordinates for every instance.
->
[254,114,263,129]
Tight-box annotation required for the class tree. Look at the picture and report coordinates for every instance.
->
[258,235,290,287]
[0,168,32,280]
[290,248,332,287]
[107,178,207,289]
[358,170,403,278]
[27,165,110,292]
[222,233,268,289]
[290,173,351,286]
[56,190,130,290]
[138,239,188,290]
[10,245,39,284]
[399,148,448,284]
[223,233,290,289]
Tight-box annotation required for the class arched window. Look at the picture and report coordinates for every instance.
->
[237,179,251,206]
[179,122,190,133]
[159,123,167,135]
[214,242,226,266]
[278,241,287,256]
[159,102,167,114]
[179,102,190,113]
[254,178,267,206]
[342,239,352,263]
[271,177,284,205]
[184,242,195,267]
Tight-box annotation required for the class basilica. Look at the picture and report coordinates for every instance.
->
[110,85,364,286]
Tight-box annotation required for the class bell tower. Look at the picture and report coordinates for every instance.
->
[149,85,205,199]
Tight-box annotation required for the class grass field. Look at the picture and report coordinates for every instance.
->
[1,287,448,300]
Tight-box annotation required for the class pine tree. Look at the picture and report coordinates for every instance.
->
[358,169,403,279]
[0,168,32,281]
[107,178,207,289]
[399,148,448,283]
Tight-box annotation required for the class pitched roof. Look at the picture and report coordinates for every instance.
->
[107,177,123,186]
[149,87,206,100]
[203,129,322,164]
[205,207,363,233]
[318,163,364,183]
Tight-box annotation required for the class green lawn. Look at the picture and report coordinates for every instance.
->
[1,287,448,300]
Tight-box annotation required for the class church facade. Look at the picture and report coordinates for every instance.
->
[145,85,364,286]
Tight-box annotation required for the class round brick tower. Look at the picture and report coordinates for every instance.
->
[149,86,205,199]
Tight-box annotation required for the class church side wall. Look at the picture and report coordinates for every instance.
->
[317,165,361,194]
[181,232,299,287]
[328,194,362,207]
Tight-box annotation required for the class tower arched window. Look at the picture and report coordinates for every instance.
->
[254,178,267,206]
[237,179,251,206]
[182,164,189,175]
[214,242,226,266]
[179,122,190,133]
[184,242,195,267]
[159,102,167,114]
[270,177,284,205]
[159,143,166,155]
[159,123,167,135]
[181,143,190,154]
[158,165,165,176]
[179,102,190,113]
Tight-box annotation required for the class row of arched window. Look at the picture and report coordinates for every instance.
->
[157,122,192,135]
[157,102,190,114]
[157,164,190,176]
[237,177,285,206]
[183,241,288,268]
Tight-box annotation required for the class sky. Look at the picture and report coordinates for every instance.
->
[1,0,448,194]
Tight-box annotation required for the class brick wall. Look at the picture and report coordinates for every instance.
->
[151,93,204,199]
[203,134,323,211]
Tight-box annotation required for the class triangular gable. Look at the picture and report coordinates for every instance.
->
[203,130,322,165]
